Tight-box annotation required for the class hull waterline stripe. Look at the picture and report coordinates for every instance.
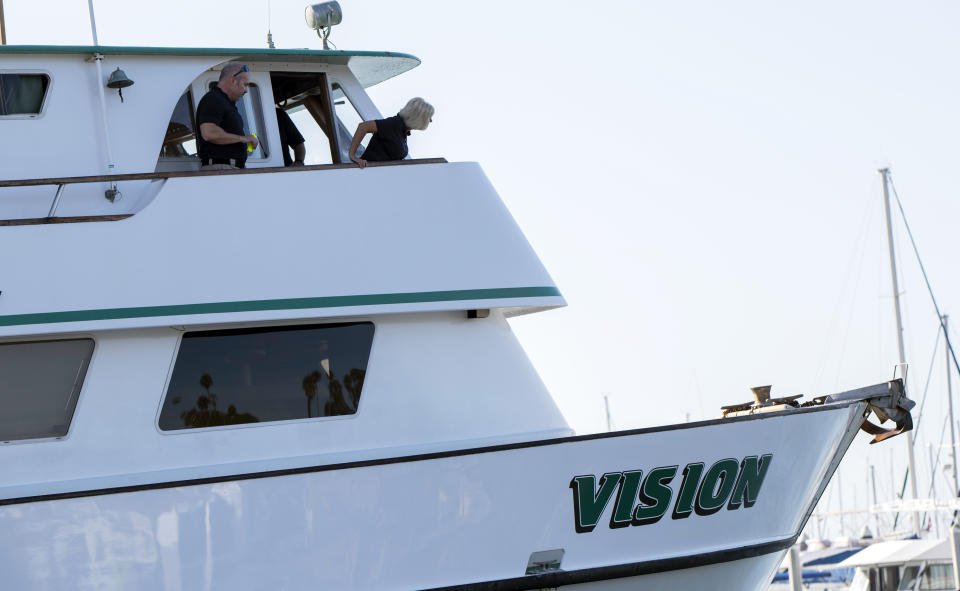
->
[422,535,797,590]
[0,287,562,327]
[0,402,855,507]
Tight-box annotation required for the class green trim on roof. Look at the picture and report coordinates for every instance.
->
[0,287,562,327]
[0,45,419,61]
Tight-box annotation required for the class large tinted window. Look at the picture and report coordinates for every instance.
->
[0,339,94,441]
[0,74,49,116]
[159,323,374,431]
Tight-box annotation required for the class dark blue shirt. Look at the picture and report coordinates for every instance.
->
[196,86,246,164]
[360,115,409,162]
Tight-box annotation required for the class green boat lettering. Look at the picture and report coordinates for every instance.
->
[570,454,773,533]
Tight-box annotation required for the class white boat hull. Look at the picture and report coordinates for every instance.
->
[1,402,867,590]
[564,553,785,591]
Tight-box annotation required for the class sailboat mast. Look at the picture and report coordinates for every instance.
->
[946,314,959,496]
[879,167,922,537]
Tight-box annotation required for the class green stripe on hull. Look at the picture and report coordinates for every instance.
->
[0,287,561,327]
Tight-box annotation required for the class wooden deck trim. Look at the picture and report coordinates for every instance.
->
[0,158,448,188]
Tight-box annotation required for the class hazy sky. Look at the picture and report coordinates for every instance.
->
[6,0,960,538]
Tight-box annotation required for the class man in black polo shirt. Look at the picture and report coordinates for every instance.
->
[196,63,258,169]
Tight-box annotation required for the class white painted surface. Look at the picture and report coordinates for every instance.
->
[0,403,863,590]
[0,311,570,499]
[0,53,223,180]
[0,162,563,336]
[572,553,784,591]
[0,51,410,181]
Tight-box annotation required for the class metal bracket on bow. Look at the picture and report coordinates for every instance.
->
[826,378,915,444]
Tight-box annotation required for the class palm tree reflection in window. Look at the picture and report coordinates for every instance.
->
[180,372,259,427]
[302,370,321,418]
[302,359,365,418]
[344,368,365,410]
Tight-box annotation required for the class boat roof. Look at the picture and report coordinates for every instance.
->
[837,538,951,568]
[0,45,420,88]
[776,546,865,571]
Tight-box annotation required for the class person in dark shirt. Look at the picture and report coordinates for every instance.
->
[196,63,259,169]
[348,97,434,169]
[276,107,306,166]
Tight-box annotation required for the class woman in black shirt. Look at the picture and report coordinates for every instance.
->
[348,98,435,168]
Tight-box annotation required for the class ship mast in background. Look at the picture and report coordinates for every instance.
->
[880,167,922,537]
[1,0,7,45]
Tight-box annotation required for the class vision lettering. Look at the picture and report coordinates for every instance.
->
[727,454,772,510]
[570,472,622,533]
[633,465,678,526]
[570,454,773,534]
[694,458,739,516]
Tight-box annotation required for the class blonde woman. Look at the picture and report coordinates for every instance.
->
[349,97,434,168]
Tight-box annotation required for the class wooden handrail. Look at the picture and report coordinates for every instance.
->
[0,158,448,188]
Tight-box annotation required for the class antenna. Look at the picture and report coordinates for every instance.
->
[87,0,99,45]
[0,0,7,45]
[266,0,275,48]
[603,395,612,432]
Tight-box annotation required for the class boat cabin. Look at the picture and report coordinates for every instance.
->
[0,45,428,222]
[0,44,569,492]
[840,538,956,591]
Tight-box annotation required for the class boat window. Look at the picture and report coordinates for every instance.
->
[160,88,198,158]
[206,81,269,159]
[270,72,340,164]
[331,83,366,160]
[158,322,374,431]
[0,73,50,116]
[0,338,94,442]
[239,84,268,159]
[280,104,333,166]
[898,564,953,590]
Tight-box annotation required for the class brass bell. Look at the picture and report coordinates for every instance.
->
[106,67,134,102]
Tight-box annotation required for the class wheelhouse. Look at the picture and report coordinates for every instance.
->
[0,46,428,223]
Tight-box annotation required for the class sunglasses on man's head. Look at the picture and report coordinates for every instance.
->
[233,65,249,77]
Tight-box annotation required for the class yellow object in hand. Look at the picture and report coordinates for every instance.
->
[247,132,258,153]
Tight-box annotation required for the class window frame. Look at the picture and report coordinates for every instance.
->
[329,75,382,163]
[157,86,199,162]
[155,321,376,435]
[0,70,53,120]
[0,335,96,445]
[273,72,341,164]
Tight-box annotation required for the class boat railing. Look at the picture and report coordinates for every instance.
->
[0,157,447,227]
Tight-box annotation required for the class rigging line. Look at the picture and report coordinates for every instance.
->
[829,190,877,391]
[894,467,909,530]
[815,187,875,390]
[894,324,942,528]
[921,413,951,530]
[888,175,960,388]
[911,323,943,438]
[927,415,950,498]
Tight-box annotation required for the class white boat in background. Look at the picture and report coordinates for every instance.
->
[839,538,955,591]
[0,4,916,590]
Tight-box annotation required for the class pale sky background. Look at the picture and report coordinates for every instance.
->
[6,0,960,540]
